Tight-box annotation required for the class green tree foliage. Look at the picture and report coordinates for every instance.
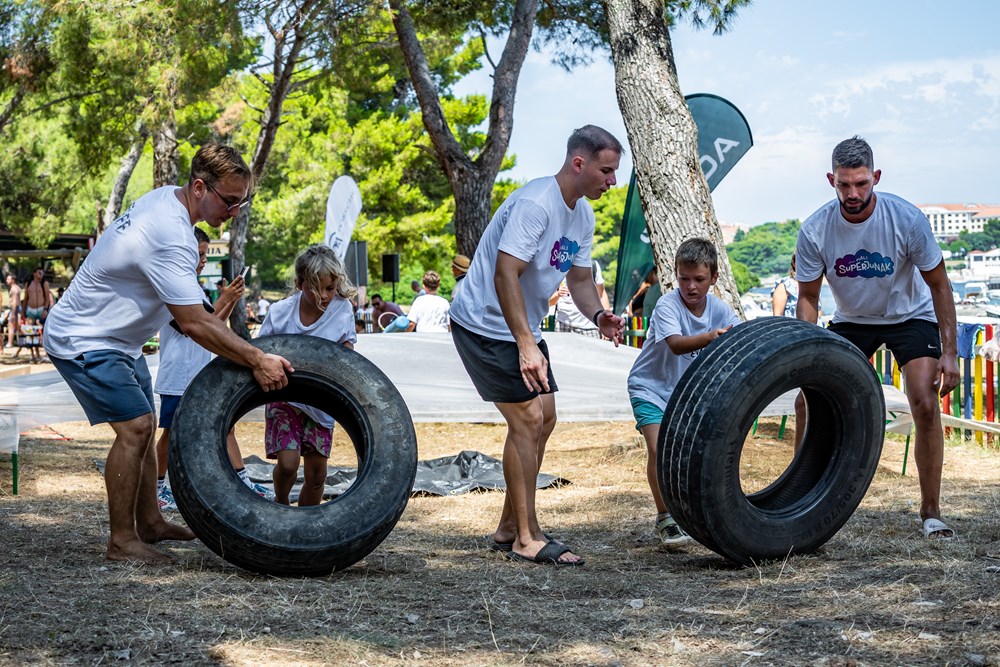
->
[0,0,58,136]
[940,219,1000,255]
[50,0,254,174]
[726,219,801,278]
[211,63,492,301]
[730,260,759,294]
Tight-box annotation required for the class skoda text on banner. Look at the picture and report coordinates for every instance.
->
[612,94,753,315]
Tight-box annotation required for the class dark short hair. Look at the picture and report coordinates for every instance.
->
[193,227,210,244]
[371,293,383,301]
[832,136,874,171]
[675,237,719,275]
[567,125,624,159]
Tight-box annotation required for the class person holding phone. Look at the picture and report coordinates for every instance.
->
[154,228,273,511]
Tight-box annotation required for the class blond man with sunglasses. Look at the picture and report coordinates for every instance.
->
[44,144,293,565]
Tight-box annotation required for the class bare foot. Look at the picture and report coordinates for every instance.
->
[137,519,196,543]
[106,539,176,565]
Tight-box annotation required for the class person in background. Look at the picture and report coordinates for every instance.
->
[549,260,611,337]
[5,274,20,353]
[450,254,472,301]
[410,279,426,298]
[256,294,270,320]
[370,293,403,333]
[771,253,798,317]
[405,271,450,332]
[451,254,471,282]
[153,227,272,512]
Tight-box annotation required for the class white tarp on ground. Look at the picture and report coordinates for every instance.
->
[1,332,998,436]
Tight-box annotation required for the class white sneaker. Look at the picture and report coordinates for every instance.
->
[655,514,692,546]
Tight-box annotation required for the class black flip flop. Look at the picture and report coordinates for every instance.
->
[505,539,584,567]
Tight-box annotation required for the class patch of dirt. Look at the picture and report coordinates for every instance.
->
[2,418,1000,666]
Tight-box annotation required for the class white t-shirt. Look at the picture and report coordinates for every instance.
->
[155,308,213,396]
[258,292,356,428]
[555,261,604,330]
[407,293,450,332]
[449,176,594,342]
[796,192,941,325]
[627,289,741,411]
[45,187,204,359]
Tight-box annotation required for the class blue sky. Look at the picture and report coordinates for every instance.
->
[453,0,1000,227]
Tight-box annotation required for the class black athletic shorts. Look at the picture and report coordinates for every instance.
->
[828,318,941,367]
[451,320,558,404]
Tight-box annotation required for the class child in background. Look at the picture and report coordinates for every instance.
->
[258,244,357,506]
[626,238,741,545]
[154,227,271,510]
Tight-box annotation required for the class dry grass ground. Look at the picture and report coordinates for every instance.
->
[2,417,1000,666]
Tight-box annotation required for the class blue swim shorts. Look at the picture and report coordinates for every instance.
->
[157,394,181,429]
[630,397,664,431]
[50,350,155,425]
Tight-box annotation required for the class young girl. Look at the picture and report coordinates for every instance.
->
[258,245,358,506]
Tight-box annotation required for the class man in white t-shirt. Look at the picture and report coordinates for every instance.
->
[450,125,626,566]
[405,270,450,332]
[44,144,293,565]
[795,136,959,540]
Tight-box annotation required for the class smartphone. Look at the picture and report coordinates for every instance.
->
[239,266,250,281]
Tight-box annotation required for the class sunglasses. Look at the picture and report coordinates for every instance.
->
[205,181,251,214]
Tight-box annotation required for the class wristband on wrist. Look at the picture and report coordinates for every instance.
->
[592,309,606,326]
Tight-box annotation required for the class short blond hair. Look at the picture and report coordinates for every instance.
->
[422,270,441,290]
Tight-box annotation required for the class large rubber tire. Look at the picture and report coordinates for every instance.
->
[167,334,418,577]
[659,317,885,564]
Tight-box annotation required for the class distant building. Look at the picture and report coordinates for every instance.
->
[964,248,1000,278]
[719,223,748,245]
[918,203,1000,240]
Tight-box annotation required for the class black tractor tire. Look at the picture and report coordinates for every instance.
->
[167,334,417,577]
[658,317,885,564]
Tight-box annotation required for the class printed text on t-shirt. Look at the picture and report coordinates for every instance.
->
[835,249,894,278]
[549,237,580,272]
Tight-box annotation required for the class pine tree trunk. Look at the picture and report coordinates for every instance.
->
[391,0,537,257]
[101,127,149,236]
[603,0,742,313]
[153,117,179,189]
[451,164,494,257]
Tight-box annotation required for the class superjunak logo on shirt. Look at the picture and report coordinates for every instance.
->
[834,249,894,278]
[550,237,580,272]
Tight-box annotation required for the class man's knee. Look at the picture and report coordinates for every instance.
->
[113,414,156,447]
[907,392,942,429]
